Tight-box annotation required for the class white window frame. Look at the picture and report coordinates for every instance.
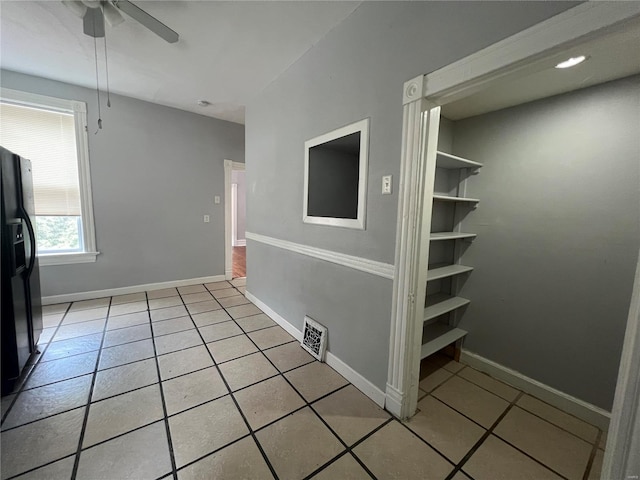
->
[303,118,369,230]
[1,88,99,266]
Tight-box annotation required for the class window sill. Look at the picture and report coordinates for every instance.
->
[38,252,100,266]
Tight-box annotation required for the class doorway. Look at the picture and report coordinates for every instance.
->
[224,160,246,280]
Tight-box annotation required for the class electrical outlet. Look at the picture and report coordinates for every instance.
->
[382,175,392,194]
[203,215,210,223]
[214,195,221,204]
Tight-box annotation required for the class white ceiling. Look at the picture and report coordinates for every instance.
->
[0,1,360,124]
[442,16,640,120]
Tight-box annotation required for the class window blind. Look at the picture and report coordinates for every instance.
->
[0,102,81,216]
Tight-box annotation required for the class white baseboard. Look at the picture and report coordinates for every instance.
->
[385,383,404,417]
[246,290,386,408]
[461,350,611,430]
[42,275,226,305]
[234,239,246,247]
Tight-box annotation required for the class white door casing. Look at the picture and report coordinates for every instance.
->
[224,159,245,280]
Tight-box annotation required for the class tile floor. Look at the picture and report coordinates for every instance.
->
[0,278,606,480]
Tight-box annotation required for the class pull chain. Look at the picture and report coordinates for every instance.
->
[93,13,102,134]
[103,21,111,108]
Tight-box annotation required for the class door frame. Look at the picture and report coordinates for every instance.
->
[386,4,640,470]
[224,159,245,280]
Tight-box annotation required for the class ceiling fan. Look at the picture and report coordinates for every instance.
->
[62,0,179,43]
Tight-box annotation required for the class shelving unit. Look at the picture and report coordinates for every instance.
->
[418,149,482,363]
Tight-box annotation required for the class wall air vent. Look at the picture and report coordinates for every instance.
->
[301,316,328,362]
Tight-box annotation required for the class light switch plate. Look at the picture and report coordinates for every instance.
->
[382,175,392,194]
[214,195,221,204]
[203,215,210,223]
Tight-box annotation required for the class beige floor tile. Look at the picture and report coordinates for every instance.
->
[154,329,203,355]
[42,303,70,316]
[2,375,92,429]
[311,454,370,480]
[99,339,155,370]
[76,421,172,480]
[451,471,472,480]
[433,376,509,428]
[68,298,110,312]
[62,306,109,325]
[148,296,183,310]
[588,448,604,480]
[207,335,258,363]
[405,395,485,463]
[205,281,233,291]
[150,305,189,322]
[458,367,520,401]
[0,408,85,479]
[212,288,240,299]
[463,434,562,480]
[494,406,592,479]
[177,435,273,480]
[25,350,98,389]
[42,313,64,328]
[106,312,149,331]
[227,303,262,319]
[236,313,276,332]
[285,362,348,402]
[237,286,247,294]
[169,395,249,468]
[83,384,164,447]
[38,327,56,345]
[15,456,76,480]
[109,301,148,317]
[181,292,214,304]
[314,385,390,446]
[263,342,315,372]
[92,358,158,401]
[110,292,147,305]
[516,394,598,442]
[418,388,428,400]
[230,278,246,287]
[54,318,106,341]
[1,394,15,418]
[152,316,194,337]
[186,300,223,315]
[102,324,152,348]
[157,345,214,380]
[177,284,207,295]
[419,366,453,393]
[41,333,102,362]
[218,295,250,308]
[235,376,305,430]
[146,287,179,300]
[191,309,232,327]
[256,407,344,480]
[219,352,278,391]
[432,353,465,373]
[248,326,294,350]
[162,366,228,416]
[199,321,243,343]
[354,421,453,479]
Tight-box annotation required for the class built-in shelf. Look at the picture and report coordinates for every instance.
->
[430,231,477,241]
[436,151,483,169]
[420,323,468,359]
[427,264,474,281]
[424,293,470,322]
[433,194,479,203]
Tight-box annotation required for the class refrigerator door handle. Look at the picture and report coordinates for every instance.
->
[19,207,37,278]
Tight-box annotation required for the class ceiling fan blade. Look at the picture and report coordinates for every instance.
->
[62,1,87,18]
[111,0,179,43]
[83,7,105,38]
[102,2,124,27]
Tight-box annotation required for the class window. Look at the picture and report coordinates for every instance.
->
[303,118,369,229]
[0,88,98,265]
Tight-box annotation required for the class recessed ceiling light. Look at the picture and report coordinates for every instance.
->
[555,55,587,69]
[197,100,211,107]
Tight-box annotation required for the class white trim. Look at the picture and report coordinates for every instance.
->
[231,183,238,247]
[246,291,386,407]
[224,160,245,280]
[461,350,611,430]
[235,239,246,247]
[303,118,369,230]
[388,2,640,423]
[38,251,99,266]
[1,88,98,261]
[602,249,640,478]
[384,383,405,418]
[42,275,225,304]
[246,231,394,280]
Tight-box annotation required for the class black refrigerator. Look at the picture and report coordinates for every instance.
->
[1,146,43,395]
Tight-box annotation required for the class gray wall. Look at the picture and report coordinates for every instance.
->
[1,70,245,297]
[245,2,576,391]
[232,169,246,242]
[452,75,640,410]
